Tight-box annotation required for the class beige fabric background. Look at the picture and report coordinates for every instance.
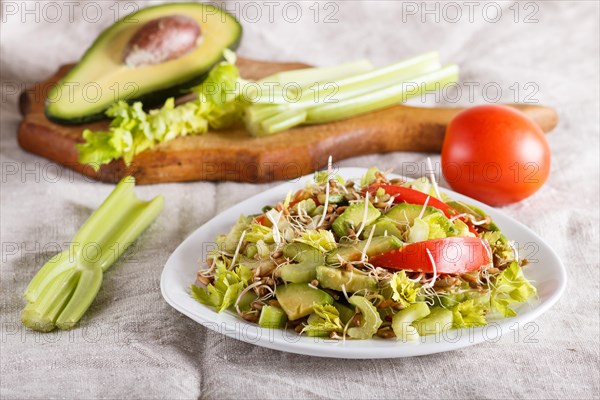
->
[1,1,599,399]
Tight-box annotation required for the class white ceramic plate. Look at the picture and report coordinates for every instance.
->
[161,168,566,358]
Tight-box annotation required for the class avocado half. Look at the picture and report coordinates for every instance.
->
[45,3,242,124]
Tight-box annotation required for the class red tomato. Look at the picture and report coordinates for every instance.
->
[369,237,492,274]
[441,105,551,206]
[368,184,457,217]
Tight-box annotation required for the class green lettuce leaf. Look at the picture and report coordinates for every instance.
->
[389,271,421,308]
[360,166,380,186]
[452,299,487,328]
[301,304,344,336]
[491,261,537,317]
[245,223,274,243]
[294,229,337,252]
[190,264,252,312]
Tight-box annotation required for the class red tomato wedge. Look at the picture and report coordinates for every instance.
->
[369,237,492,274]
[368,184,456,218]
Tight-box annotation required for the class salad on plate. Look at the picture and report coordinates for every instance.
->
[190,164,537,342]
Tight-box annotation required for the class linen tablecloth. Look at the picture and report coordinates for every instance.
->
[1,1,598,398]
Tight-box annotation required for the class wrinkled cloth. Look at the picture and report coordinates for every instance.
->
[1,1,598,399]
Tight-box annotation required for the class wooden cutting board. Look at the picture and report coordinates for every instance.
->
[18,57,558,184]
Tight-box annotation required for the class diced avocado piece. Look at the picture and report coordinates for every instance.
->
[385,203,441,228]
[275,283,333,320]
[316,266,377,293]
[412,307,454,336]
[258,305,288,329]
[347,295,382,339]
[333,301,356,324]
[236,291,257,313]
[45,3,242,123]
[317,193,345,204]
[391,302,430,342]
[325,236,402,264]
[361,219,404,240]
[278,243,324,283]
[446,200,502,233]
[332,201,381,237]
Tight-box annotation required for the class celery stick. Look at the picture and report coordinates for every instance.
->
[258,305,288,329]
[305,64,459,124]
[254,109,307,137]
[251,52,440,105]
[21,177,163,332]
[391,302,430,343]
[259,59,373,86]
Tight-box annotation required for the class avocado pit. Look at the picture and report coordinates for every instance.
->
[123,15,201,67]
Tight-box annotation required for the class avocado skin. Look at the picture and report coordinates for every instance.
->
[45,3,242,125]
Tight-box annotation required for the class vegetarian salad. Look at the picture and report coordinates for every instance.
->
[191,165,537,342]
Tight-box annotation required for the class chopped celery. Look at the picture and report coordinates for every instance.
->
[412,307,454,336]
[391,302,430,342]
[258,305,288,329]
[347,295,382,339]
[22,177,164,331]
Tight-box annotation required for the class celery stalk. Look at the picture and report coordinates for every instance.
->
[251,52,440,105]
[256,59,374,87]
[305,64,459,124]
[252,109,307,137]
[21,177,164,332]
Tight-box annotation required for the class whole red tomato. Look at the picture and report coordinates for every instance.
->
[441,105,551,206]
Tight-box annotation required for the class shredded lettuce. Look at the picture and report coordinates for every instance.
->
[490,261,537,317]
[294,229,337,252]
[245,223,274,243]
[452,299,487,328]
[301,304,344,336]
[360,167,380,186]
[389,271,421,308]
[453,218,476,237]
[77,51,243,169]
[313,171,344,185]
[482,231,514,263]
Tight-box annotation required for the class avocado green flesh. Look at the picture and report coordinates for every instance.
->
[316,266,377,293]
[362,219,404,239]
[325,236,402,264]
[275,283,333,320]
[278,243,324,283]
[332,201,381,237]
[45,3,242,124]
[385,203,441,227]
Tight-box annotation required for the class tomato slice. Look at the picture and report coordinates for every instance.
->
[369,237,492,274]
